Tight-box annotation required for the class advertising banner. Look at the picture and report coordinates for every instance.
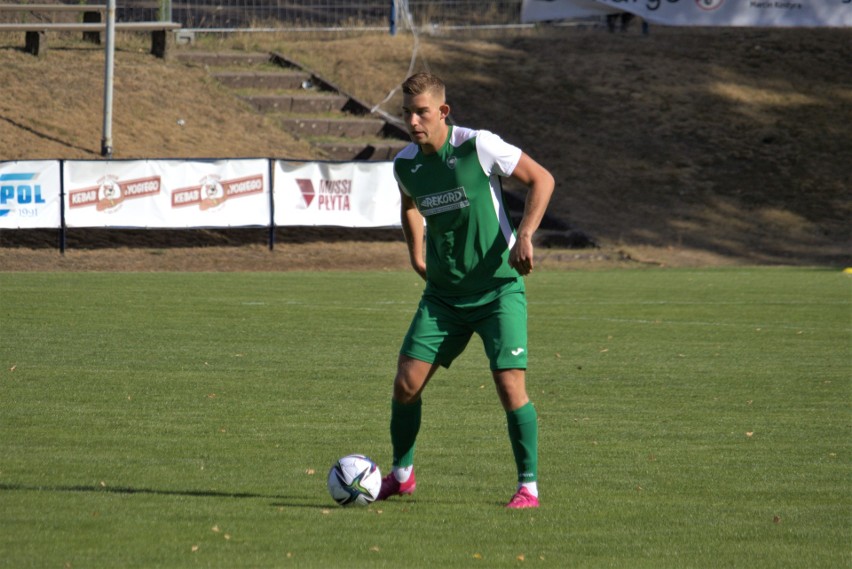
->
[522,0,616,22]
[0,160,62,229]
[64,159,270,228]
[521,0,852,27]
[274,160,401,227]
[165,160,268,227]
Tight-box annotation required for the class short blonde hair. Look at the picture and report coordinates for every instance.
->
[402,73,446,101]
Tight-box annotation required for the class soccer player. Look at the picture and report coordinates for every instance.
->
[377,72,555,509]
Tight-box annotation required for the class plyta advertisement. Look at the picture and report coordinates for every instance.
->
[0,160,62,229]
[64,160,269,228]
[273,160,400,227]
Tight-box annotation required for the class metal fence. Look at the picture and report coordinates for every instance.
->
[0,1,525,31]
[121,0,524,32]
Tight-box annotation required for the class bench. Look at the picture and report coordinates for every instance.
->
[0,4,181,58]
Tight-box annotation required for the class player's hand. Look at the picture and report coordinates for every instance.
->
[509,237,534,275]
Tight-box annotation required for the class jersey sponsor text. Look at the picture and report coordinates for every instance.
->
[417,187,469,216]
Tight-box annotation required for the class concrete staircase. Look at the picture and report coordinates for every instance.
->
[172,50,592,249]
[174,51,410,161]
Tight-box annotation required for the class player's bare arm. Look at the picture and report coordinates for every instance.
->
[400,190,427,280]
[507,153,555,275]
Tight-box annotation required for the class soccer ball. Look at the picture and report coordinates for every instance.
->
[327,454,382,507]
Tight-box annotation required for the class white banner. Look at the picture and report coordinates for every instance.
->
[64,159,270,228]
[521,0,852,27]
[274,161,400,227]
[165,160,268,228]
[522,0,616,22]
[0,161,62,229]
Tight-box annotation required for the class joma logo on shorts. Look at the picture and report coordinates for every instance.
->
[418,187,469,216]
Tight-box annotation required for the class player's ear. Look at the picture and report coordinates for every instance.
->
[439,103,450,120]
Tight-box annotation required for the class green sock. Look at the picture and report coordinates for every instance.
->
[391,398,422,468]
[506,402,538,483]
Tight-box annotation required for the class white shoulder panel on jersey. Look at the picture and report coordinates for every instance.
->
[475,129,523,178]
[448,125,478,147]
[394,142,419,161]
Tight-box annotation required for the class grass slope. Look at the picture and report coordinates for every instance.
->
[1,26,850,267]
[1,269,849,567]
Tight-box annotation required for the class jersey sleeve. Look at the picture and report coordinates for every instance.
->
[475,130,522,177]
[393,143,419,197]
[392,164,410,196]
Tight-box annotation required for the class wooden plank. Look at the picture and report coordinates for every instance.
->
[3,17,180,58]
[116,22,181,30]
[0,21,180,31]
[0,4,106,11]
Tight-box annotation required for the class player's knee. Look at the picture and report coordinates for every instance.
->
[392,366,423,402]
[393,356,435,403]
[493,369,529,410]
[392,376,420,404]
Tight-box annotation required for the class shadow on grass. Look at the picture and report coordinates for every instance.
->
[0,114,99,156]
[0,482,324,509]
[0,227,407,250]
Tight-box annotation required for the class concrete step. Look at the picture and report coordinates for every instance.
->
[212,71,311,90]
[175,51,271,67]
[315,140,410,161]
[278,116,386,139]
[178,49,411,161]
[241,93,349,113]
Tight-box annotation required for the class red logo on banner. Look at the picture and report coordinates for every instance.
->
[296,179,315,207]
[294,178,353,211]
[68,175,161,212]
[171,174,264,210]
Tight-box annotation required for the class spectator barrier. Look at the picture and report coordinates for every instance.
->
[0,159,401,252]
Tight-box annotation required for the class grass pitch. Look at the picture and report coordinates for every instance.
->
[0,268,849,568]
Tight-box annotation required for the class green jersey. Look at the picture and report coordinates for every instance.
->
[394,125,523,297]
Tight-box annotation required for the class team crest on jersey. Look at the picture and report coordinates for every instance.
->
[417,187,469,216]
[446,155,458,170]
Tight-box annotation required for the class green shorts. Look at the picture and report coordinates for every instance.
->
[400,279,528,371]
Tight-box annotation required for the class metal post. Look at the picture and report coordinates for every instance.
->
[59,159,66,254]
[389,0,396,35]
[100,0,115,158]
[267,159,275,251]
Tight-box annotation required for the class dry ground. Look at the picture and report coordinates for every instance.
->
[0,25,849,271]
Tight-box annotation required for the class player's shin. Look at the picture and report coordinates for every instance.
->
[390,398,422,470]
[506,401,538,495]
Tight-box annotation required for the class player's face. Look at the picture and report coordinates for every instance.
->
[402,90,449,154]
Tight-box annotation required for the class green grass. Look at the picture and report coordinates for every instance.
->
[0,268,849,568]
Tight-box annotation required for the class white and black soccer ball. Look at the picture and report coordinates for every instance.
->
[327,454,382,507]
